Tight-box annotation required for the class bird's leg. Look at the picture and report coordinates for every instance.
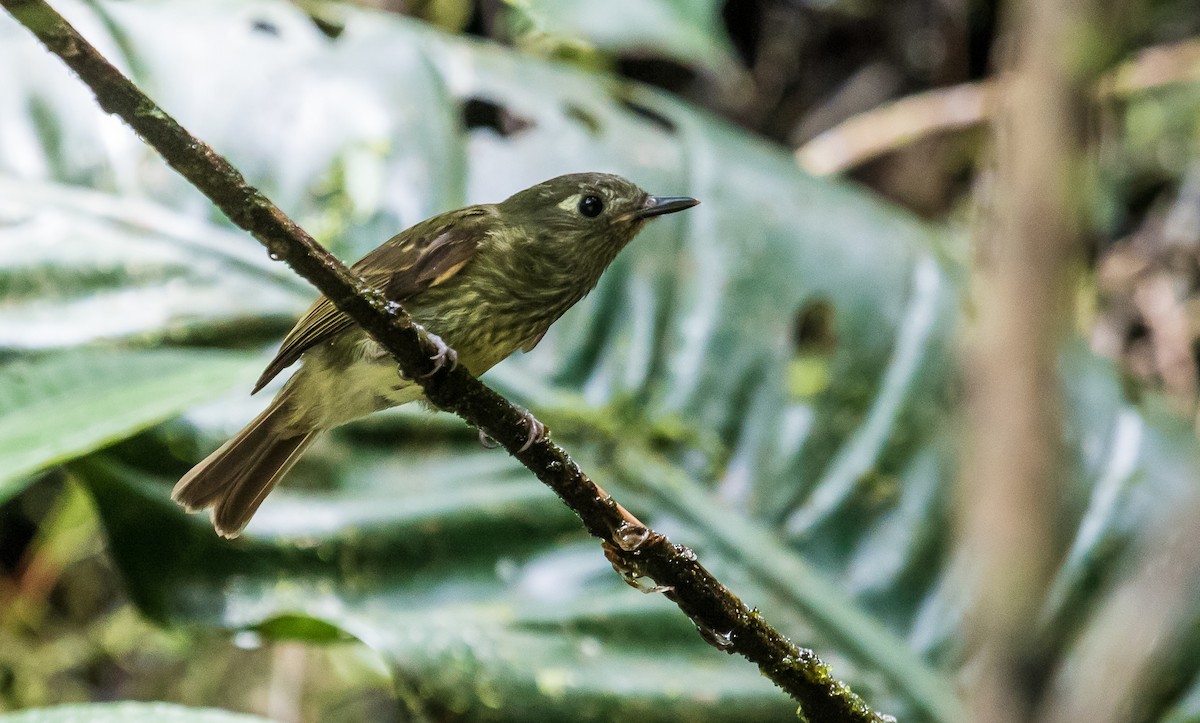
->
[478,429,501,449]
[518,410,547,452]
[418,332,458,378]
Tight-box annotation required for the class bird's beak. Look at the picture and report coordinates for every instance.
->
[630,195,700,220]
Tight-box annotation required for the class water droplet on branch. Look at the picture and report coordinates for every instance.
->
[694,622,735,652]
[602,540,671,594]
[613,522,650,552]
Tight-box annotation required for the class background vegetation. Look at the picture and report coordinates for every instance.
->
[2,0,1200,721]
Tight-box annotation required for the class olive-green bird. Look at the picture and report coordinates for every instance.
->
[173,172,698,537]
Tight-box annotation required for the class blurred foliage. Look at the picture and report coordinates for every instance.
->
[502,0,742,81]
[0,702,277,723]
[0,350,261,503]
[1,0,1200,722]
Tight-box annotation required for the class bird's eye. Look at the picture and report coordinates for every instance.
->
[578,195,604,218]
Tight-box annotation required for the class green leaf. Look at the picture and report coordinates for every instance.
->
[0,702,275,723]
[79,454,798,721]
[507,0,742,79]
[0,348,261,502]
[0,135,307,352]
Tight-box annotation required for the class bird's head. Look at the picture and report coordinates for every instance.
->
[496,172,698,270]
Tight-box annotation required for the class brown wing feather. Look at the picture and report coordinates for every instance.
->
[252,208,492,394]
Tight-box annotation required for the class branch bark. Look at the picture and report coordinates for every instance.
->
[0,0,894,720]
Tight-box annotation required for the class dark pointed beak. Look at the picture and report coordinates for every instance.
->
[632,195,700,220]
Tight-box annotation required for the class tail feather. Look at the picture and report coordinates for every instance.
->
[172,395,317,538]
[211,432,315,536]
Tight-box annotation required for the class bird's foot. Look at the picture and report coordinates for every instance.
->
[417,332,458,379]
[518,410,547,452]
[476,412,547,452]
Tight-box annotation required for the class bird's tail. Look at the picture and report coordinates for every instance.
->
[172,392,317,538]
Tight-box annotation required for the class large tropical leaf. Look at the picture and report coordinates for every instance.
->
[0,348,261,502]
[2,0,1197,721]
[0,703,274,723]
[507,0,742,80]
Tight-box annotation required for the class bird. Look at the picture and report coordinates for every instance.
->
[172,172,699,538]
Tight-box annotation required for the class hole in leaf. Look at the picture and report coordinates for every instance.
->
[564,104,603,135]
[789,298,838,400]
[721,0,764,67]
[793,298,837,352]
[461,2,489,39]
[616,58,697,94]
[618,98,677,134]
[306,12,346,39]
[462,97,535,137]
[250,18,281,36]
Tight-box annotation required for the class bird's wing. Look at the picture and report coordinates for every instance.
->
[252,208,492,394]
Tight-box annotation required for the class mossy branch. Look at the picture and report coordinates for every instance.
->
[0,1,893,719]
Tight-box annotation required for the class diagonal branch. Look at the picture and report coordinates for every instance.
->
[0,1,898,719]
